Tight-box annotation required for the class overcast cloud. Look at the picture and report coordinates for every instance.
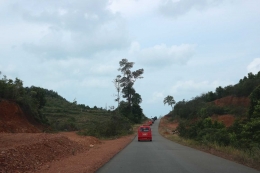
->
[1,0,260,118]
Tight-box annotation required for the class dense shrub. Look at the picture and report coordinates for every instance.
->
[116,101,146,124]
[79,115,133,138]
[178,117,230,146]
[177,115,260,150]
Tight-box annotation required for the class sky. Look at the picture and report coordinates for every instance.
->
[1,0,260,118]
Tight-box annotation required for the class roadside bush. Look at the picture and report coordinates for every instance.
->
[59,122,78,131]
[177,117,230,146]
[50,119,79,131]
[79,115,133,138]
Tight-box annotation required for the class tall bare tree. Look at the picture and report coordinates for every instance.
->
[113,75,122,108]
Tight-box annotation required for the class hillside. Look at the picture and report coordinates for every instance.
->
[0,83,137,172]
[162,72,260,170]
[42,94,111,132]
[0,99,135,173]
[161,96,250,133]
[159,95,260,171]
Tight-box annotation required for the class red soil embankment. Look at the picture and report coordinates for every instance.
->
[213,96,250,107]
[212,114,236,127]
[212,96,250,127]
[0,100,41,133]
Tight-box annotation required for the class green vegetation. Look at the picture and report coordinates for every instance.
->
[41,87,135,138]
[78,115,133,138]
[0,59,146,138]
[167,71,260,163]
[0,72,134,138]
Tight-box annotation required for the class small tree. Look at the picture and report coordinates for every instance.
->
[163,95,176,110]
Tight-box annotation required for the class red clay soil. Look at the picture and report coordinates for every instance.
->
[0,132,135,173]
[0,100,42,133]
[159,116,179,135]
[0,100,135,173]
[213,96,250,107]
[212,114,236,127]
[161,96,250,130]
[211,96,250,127]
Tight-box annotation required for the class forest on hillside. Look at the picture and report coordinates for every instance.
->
[170,71,260,155]
[0,59,147,138]
[0,72,136,137]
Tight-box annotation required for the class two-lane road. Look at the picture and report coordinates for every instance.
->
[97,119,259,173]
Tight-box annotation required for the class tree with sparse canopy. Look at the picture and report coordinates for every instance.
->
[163,95,176,110]
[115,59,144,123]
[118,59,144,108]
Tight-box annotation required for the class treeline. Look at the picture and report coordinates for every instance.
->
[206,72,260,101]
[0,72,107,122]
[0,59,147,138]
[171,71,260,155]
[0,72,136,138]
[173,71,260,120]
[44,89,103,111]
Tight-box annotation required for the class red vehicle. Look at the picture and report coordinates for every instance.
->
[147,120,153,126]
[138,125,152,141]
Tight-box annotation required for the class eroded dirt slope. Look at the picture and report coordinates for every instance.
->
[0,100,41,133]
[213,96,250,107]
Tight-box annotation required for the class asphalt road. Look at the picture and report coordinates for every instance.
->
[97,119,259,173]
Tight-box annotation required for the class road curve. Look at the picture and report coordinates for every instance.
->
[97,119,259,173]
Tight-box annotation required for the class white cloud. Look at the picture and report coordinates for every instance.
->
[1,56,117,91]
[172,80,205,90]
[170,80,220,96]
[108,0,161,18]
[138,44,196,67]
[159,0,224,18]
[3,0,130,58]
[129,41,140,53]
[247,58,260,74]
[89,64,116,75]
[147,91,165,103]
[80,78,111,88]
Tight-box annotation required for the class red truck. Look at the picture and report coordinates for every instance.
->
[138,125,152,141]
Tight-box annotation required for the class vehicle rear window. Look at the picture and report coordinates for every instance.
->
[140,127,150,132]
